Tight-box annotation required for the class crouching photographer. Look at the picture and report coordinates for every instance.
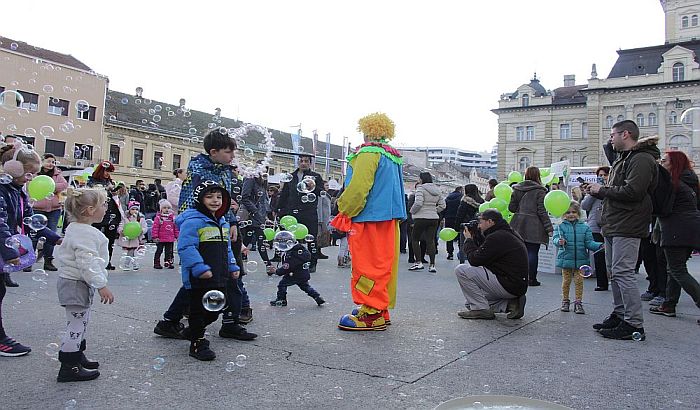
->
[454,210,528,320]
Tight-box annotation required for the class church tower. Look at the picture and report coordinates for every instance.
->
[661,0,700,43]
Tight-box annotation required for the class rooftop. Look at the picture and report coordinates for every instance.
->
[0,35,93,72]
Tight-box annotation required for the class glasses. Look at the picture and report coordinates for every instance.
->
[609,130,625,138]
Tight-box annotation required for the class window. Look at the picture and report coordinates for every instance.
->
[559,123,571,139]
[522,94,529,107]
[581,122,588,138]
[670,111,678,124]
[109,144,120,164]
[74,144,93,160]
[649,112,657,126]
[617,115,625,122]
[673,62,685,82]
[526,126,535,140]
[153,151,163,169]
[17,90,39,111]
[580,155,588,167]
[45,139,66,158]
[133,148,144,167]
[682,15,689,28]
[606,115,614,128]
[516,126,524,141]
[47,97,69,116]
[77,106,97,121]
[518,157,530,172]
[669,135,691,152]
[693,15,699,26]
[173,154,182,170]
[683,110,693,124]
[636,113,645,127]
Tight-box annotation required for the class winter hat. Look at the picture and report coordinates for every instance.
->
[193,180,231,219]
[159,199,172,209]
[128,201,140,210]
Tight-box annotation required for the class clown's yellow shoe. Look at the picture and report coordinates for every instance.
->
[338,311,387,331]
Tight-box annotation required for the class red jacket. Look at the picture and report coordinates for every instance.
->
[152,212,179,242]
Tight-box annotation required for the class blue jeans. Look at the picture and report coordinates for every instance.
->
[525,242,541,282]
[35,209,62,258]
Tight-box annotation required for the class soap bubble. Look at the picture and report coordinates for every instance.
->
[45,342,59,358]
[245,260,258,273]
[296,178,315,194]
[39,125,54,137]
[0,90,23,111]
[5,237,20,249]
[32,269,48,282]
[64,399,77,409]
[153,357,165,370]
[579,265,593,278]
[280,173,293,183]
[202,290,226,312]
[75,99,90,113]
[118,255,135,270]
[25,214,48,230]
[0,173,13,184]
[243,148,254,158]
[304,234,315,242]
[88,257,106,273]
[145,219,154,228]
[680,107,700,132]
[225,361,236,372]
[306,193,317,203]
[235,354,247,367]
[632,332,644,342]
[273,230,296,252]
[135,246,147,258]
[434,339,444,350]
[42,84,54,93]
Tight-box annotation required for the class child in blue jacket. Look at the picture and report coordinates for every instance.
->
[177,180,239,361]
[553,201,603,315]
[267,232,325,307]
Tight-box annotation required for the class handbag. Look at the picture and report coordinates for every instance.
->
[0,234,36,273]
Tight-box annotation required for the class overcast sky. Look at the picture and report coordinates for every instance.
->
[4,1,664,151]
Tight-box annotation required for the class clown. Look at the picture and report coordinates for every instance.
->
[332,113,406,331]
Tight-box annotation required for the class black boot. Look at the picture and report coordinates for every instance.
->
[44,257,58,272]
[314,296,326,306]
[189,338,216,361]
[270,298,287,306]
[219,323,257,340]
[4,272,18,287]
[79,340,99,370]
[238,307,253,324]
[57,351,100,382]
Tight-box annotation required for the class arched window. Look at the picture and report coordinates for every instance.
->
[606,115,614,128]
[522,94,530,107]
[519,156,531,172]
[648,112,657,126]
[669,135,691,152]
[673,62,685,82]
[617,115,625,122]
[693,15,699,26]
[670,111,678,124]
[682,15,689,28]
[580,156,588,166]
[636,113,645,126]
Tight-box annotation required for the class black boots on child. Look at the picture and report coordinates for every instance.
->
[57,351,100,382]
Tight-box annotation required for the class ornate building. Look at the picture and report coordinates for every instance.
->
[494,0,700,178]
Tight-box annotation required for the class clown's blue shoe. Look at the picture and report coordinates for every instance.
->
[338,311,387,331]
[351,307,391,325]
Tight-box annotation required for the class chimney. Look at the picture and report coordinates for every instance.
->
[591,63,598,79]
[563,75,575,87]
[135,87,143,98]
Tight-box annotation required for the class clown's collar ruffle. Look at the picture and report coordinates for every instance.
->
[347,142,403,165]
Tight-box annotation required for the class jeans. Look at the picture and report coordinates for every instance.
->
[35,209,62,258]
[276,276,320,300]
[605,236,643,327]
[154,242,174,265]
[592,232,608,289]
[525,242,541,282]
[662,247,700,309]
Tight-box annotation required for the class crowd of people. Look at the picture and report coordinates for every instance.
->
[0,118,699,383]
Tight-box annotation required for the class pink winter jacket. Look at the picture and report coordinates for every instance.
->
[151,212,179,242]
[32,168,69,212]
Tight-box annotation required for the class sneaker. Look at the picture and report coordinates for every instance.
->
[649,305,676,317]
[317,253,329,260]
[599,320,645,341]
[106,264,116,271]
[408,263,424,271]
[44,258,58,272]
[0,337,31,357]
[528,280,541,287]
[351,307,391,325]
[314,296,326,306]
[153,320,187,339]
[219,324,257,340]
[189,338,216,361]
[338,311,387,331]
[238,307,253,324]
[270,298,287,307]
[573,301,585,315]
[154,264,163,270]
[640,291,655,301]
[593,313,621,331]
[560,299,570,312]
[428,265,437,273]
[457,309,495,320]
[649,296,665,306]
[506,295,526,319]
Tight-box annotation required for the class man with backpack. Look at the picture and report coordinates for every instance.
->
[583,120,660,341]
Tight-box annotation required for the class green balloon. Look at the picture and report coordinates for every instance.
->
[493,182,513,202]
[438,228,458,242]
[28,175,56,201]
[490,198,508,212]
[540,167,551,177]
[504,211,514,223]
[280,215,298,228]
[508,171,524,183]
[123,221,142,240]
[544,190,571,217]
[293,223,309,240]
[478,202,490,213]
[263,228,275,241]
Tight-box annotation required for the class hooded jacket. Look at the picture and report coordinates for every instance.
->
[410,183,446,220]
[658,169,700,248]
[443,190,463,220]
[177,181,238,290]
[456,195,483,227]
[508,180,553,244]
[152,211,179,242]
[272,242,312,282]
[240,176,271,228]
[462,219,528,296]
[552,220,603,269]
[595,136,660,238]
[178,153,236,224]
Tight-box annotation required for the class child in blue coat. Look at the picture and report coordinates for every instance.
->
[553,201,603,314]
[177,180,239,361]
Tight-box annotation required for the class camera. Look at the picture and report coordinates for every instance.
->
[463,220,479,232]
[461,219,484,246]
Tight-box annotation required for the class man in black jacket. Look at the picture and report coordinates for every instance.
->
[443,186,463,260]
[454,210,528,320]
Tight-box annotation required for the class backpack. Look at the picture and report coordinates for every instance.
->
[618,151,673,217]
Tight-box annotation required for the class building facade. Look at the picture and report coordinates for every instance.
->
[399,146,497,176]
[494,0,700,179]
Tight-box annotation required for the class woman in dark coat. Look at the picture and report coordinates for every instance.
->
[87,161,122,270]
[650,151,700,319]
[455,184,484,263]
[508,166,553,286]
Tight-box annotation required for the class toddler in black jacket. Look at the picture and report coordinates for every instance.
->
[267,241,325,307]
